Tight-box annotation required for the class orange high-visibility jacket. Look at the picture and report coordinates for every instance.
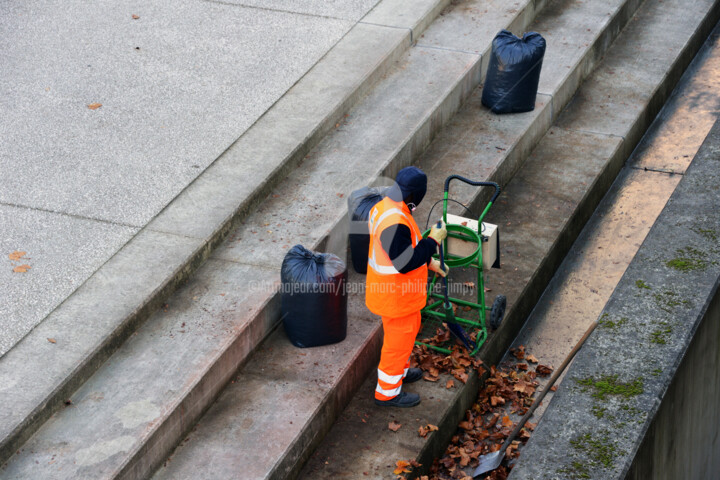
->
[365,197,428,317]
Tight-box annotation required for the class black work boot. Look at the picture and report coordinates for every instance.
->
[375,391,421,408]
[403,368,423,384]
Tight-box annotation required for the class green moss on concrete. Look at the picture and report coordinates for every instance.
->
[557,461,591,479]
[650,323,673,344]
[692,227,718,242]
[591,406,607,419]
[619,404,643,416]
[635,279,651,289]
[562,374,648,477]
[666,258,704,271]
[570,431,618,468]
[598,316,628,330]
[651,368,663,376]
[577,375,644,401]
[666,246,711,271]
[653,290,689,313]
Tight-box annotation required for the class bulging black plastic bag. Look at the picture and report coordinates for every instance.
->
[347,186,388,274]
[482,30,546,114]
[281,245,348,348]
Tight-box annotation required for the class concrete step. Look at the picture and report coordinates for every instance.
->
[298,0,720,477]
[0,0,449,468]
[146,0,658,478]
[0,0,548,478]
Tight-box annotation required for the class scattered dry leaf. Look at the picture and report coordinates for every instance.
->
[418,423,439,438]
[526,354,539,363]
[87,103,102,110]
[393,460,412,474]
[511,345,526,360]
[458,421,473,430]
[47,338,56,344]
[388,420,402,432]
[513,380,535,396]
[8,251,26,261]
[501,415,513,428]
[487,413,500,428]
[459,449,471,467]
[13,264,31,273]
[132,14,140,19]
[452,369,468,384]
[536,365,553,376]
[446,379,454,389]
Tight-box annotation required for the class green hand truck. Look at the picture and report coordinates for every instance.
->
[417,175,507,356]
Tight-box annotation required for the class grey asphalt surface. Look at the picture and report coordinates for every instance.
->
[0,0,379,356]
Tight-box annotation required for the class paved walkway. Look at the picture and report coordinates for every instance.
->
[0,0,380,356]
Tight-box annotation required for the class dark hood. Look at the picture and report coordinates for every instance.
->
[387,166,427,207]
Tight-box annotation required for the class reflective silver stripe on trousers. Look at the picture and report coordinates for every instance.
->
[375,383,402,397]
[377,368,404,385]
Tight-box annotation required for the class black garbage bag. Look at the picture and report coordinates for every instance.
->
[482,30,546,114]
[347,186,388,274]
[281,245,348,348]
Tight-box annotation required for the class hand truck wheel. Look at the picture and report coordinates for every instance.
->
[490,295,506,330]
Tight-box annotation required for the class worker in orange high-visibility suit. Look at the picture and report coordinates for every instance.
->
[366,167,448,408]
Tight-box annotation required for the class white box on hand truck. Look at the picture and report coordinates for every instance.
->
[445,213,499,270]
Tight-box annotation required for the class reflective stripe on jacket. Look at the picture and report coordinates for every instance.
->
[365,197,428,317]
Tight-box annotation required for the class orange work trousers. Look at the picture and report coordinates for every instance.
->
[375,311,422,401]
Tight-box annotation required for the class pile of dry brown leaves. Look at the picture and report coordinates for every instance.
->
[412,332,485,385]
[409,336,552,480]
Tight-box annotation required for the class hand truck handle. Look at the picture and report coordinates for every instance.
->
[443,175,501,203]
